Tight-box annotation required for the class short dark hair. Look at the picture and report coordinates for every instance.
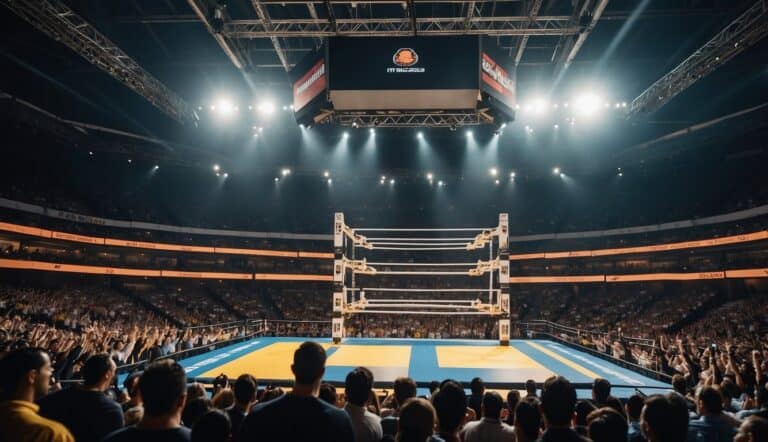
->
[192,409,231,442]
[82,353,113,386]
[541,376,577,427]
[428,380,440,395]
[697,386,723,414]
[399,398,437,442]
[506,390,521,424]
[394,377,417,407]
[140,359,187,416]
[470,377,484,396]
[626,394,644,420]
[482,391,504,419]
[575,400,596,427]
[741,416,768,441]
[642,394,689,442]
[592,378,611,403]
[587,407,628,442]
[671,374,687,395]
[345,367,373,407]
[514,398,541,440]
[432,381,467,433]
[292,341,326,384]
[0,348,47,399]
[233,374,257,404]
[319,383,338,405]
[123,372,142,395]
[525,379,536,395]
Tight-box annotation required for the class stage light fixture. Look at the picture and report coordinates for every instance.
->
[554,124,559,129]
[257,101,275,115]
[438,180,444,186]
[327,178,333,184]
[281,168,291,176]
[573,93,602,117]
[323,171,330,178]
[560,173,565,178]
[213,164,220,172]
[369,128,375,135]
[465,130,472,137]
[494,179,500,185]
[223,173,228,178]
[510,171,516,178]
[417,131,423,139]
[153,165,159,170]
[127,159,132,164]
[489,167,498,177]
[343,131,349,138]
[390,178,395,185]
[426,172,433,180]
[553,167,560,175]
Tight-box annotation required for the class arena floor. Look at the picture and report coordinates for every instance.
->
[177,337,669,398]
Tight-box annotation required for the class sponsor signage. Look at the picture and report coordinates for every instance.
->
[480,52,515,108]
[292,59,326,111]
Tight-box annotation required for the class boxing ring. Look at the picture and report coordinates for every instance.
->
[331,213,512,345]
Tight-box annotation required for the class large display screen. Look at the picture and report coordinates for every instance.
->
[328,36,479,90]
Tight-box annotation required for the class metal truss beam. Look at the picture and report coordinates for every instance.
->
[1,0,197,124]
[551,0,610,80]
[250,0,290,71]
[225,15,576,37]
[185,0,250,71]
[325,111,491,128]
[514,0,544,66]
[629,0,768,118]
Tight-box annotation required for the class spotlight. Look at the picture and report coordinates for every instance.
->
[426,172,433,180]
[560,173,565,178]
[253,133,259,138]
[489,167,498,177]
[257,101,275,115]
[343,131,349,138]
[274,177,279,182]
[214,97,236,116]
[216,172,221,177]
[281,168,291,176]
[323,171,330,178]
[127,159,132,164]
[573,93,602,117]
[213,164,220,172]
[88,151,93,156]
[299,124,305,128]
[494,179,500,185]
[380,179,385,184]
[465,129,472,137]
[621,102,627,108]
[369,128,375,135]
[282,105,287,111]
[438,180,444,186]
[618,172,623,177]
[289,104,294,110]
[530,97,548,115]
[501,123,507,129]
[258,127,263,133]
[153,165,159,170]
[553,167,560,175]
[510,171,516,178]
[223,173,228,178]
[417,131,423,139]
[381,175,386,180]
[554,124,559,129]
[327,178,332,184]
[390,178,395,185]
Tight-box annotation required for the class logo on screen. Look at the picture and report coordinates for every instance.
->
[393,48,418,67]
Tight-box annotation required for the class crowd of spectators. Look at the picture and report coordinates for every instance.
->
[3,341,768,442]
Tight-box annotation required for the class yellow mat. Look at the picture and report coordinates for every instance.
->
[436,346,548,369]
[327,345,412,368]
[200,342,334,379]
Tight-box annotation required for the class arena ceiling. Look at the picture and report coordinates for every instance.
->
[1,0,767,174]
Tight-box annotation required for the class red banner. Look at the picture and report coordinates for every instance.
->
[293,60,326,111]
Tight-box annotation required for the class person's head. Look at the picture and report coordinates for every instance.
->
[0,348,52,401]
[291,341,326,386]
[140,359,188,419]
[211,388,234,409]
[123,372,142,398]
[506,390,521,423]
[671,374,687,395]
[625,394,644,422]
[641,394,689,442]
[592,378,611,403]
[525,379,537,396]
[481,391,504,419]
[345,367,374,407]
[318,383,338,406]
[574,400,596,427]
[394,377,417,408]
[182,397,212,428]
[696,385,723,416]
[187,382,207,401]
[261,386,284,402]
[397,398,437,442]
[756,385,768,408]
[233,374,257,406]
[470,377,484,397]
[428,380,440,396]
[431,380,467,435]
[191,409,231,442]
[587,407,628,442]
[82,353,116,390]
[514,398,541,442]
[540,376,577,428]
[735,416,768,442]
